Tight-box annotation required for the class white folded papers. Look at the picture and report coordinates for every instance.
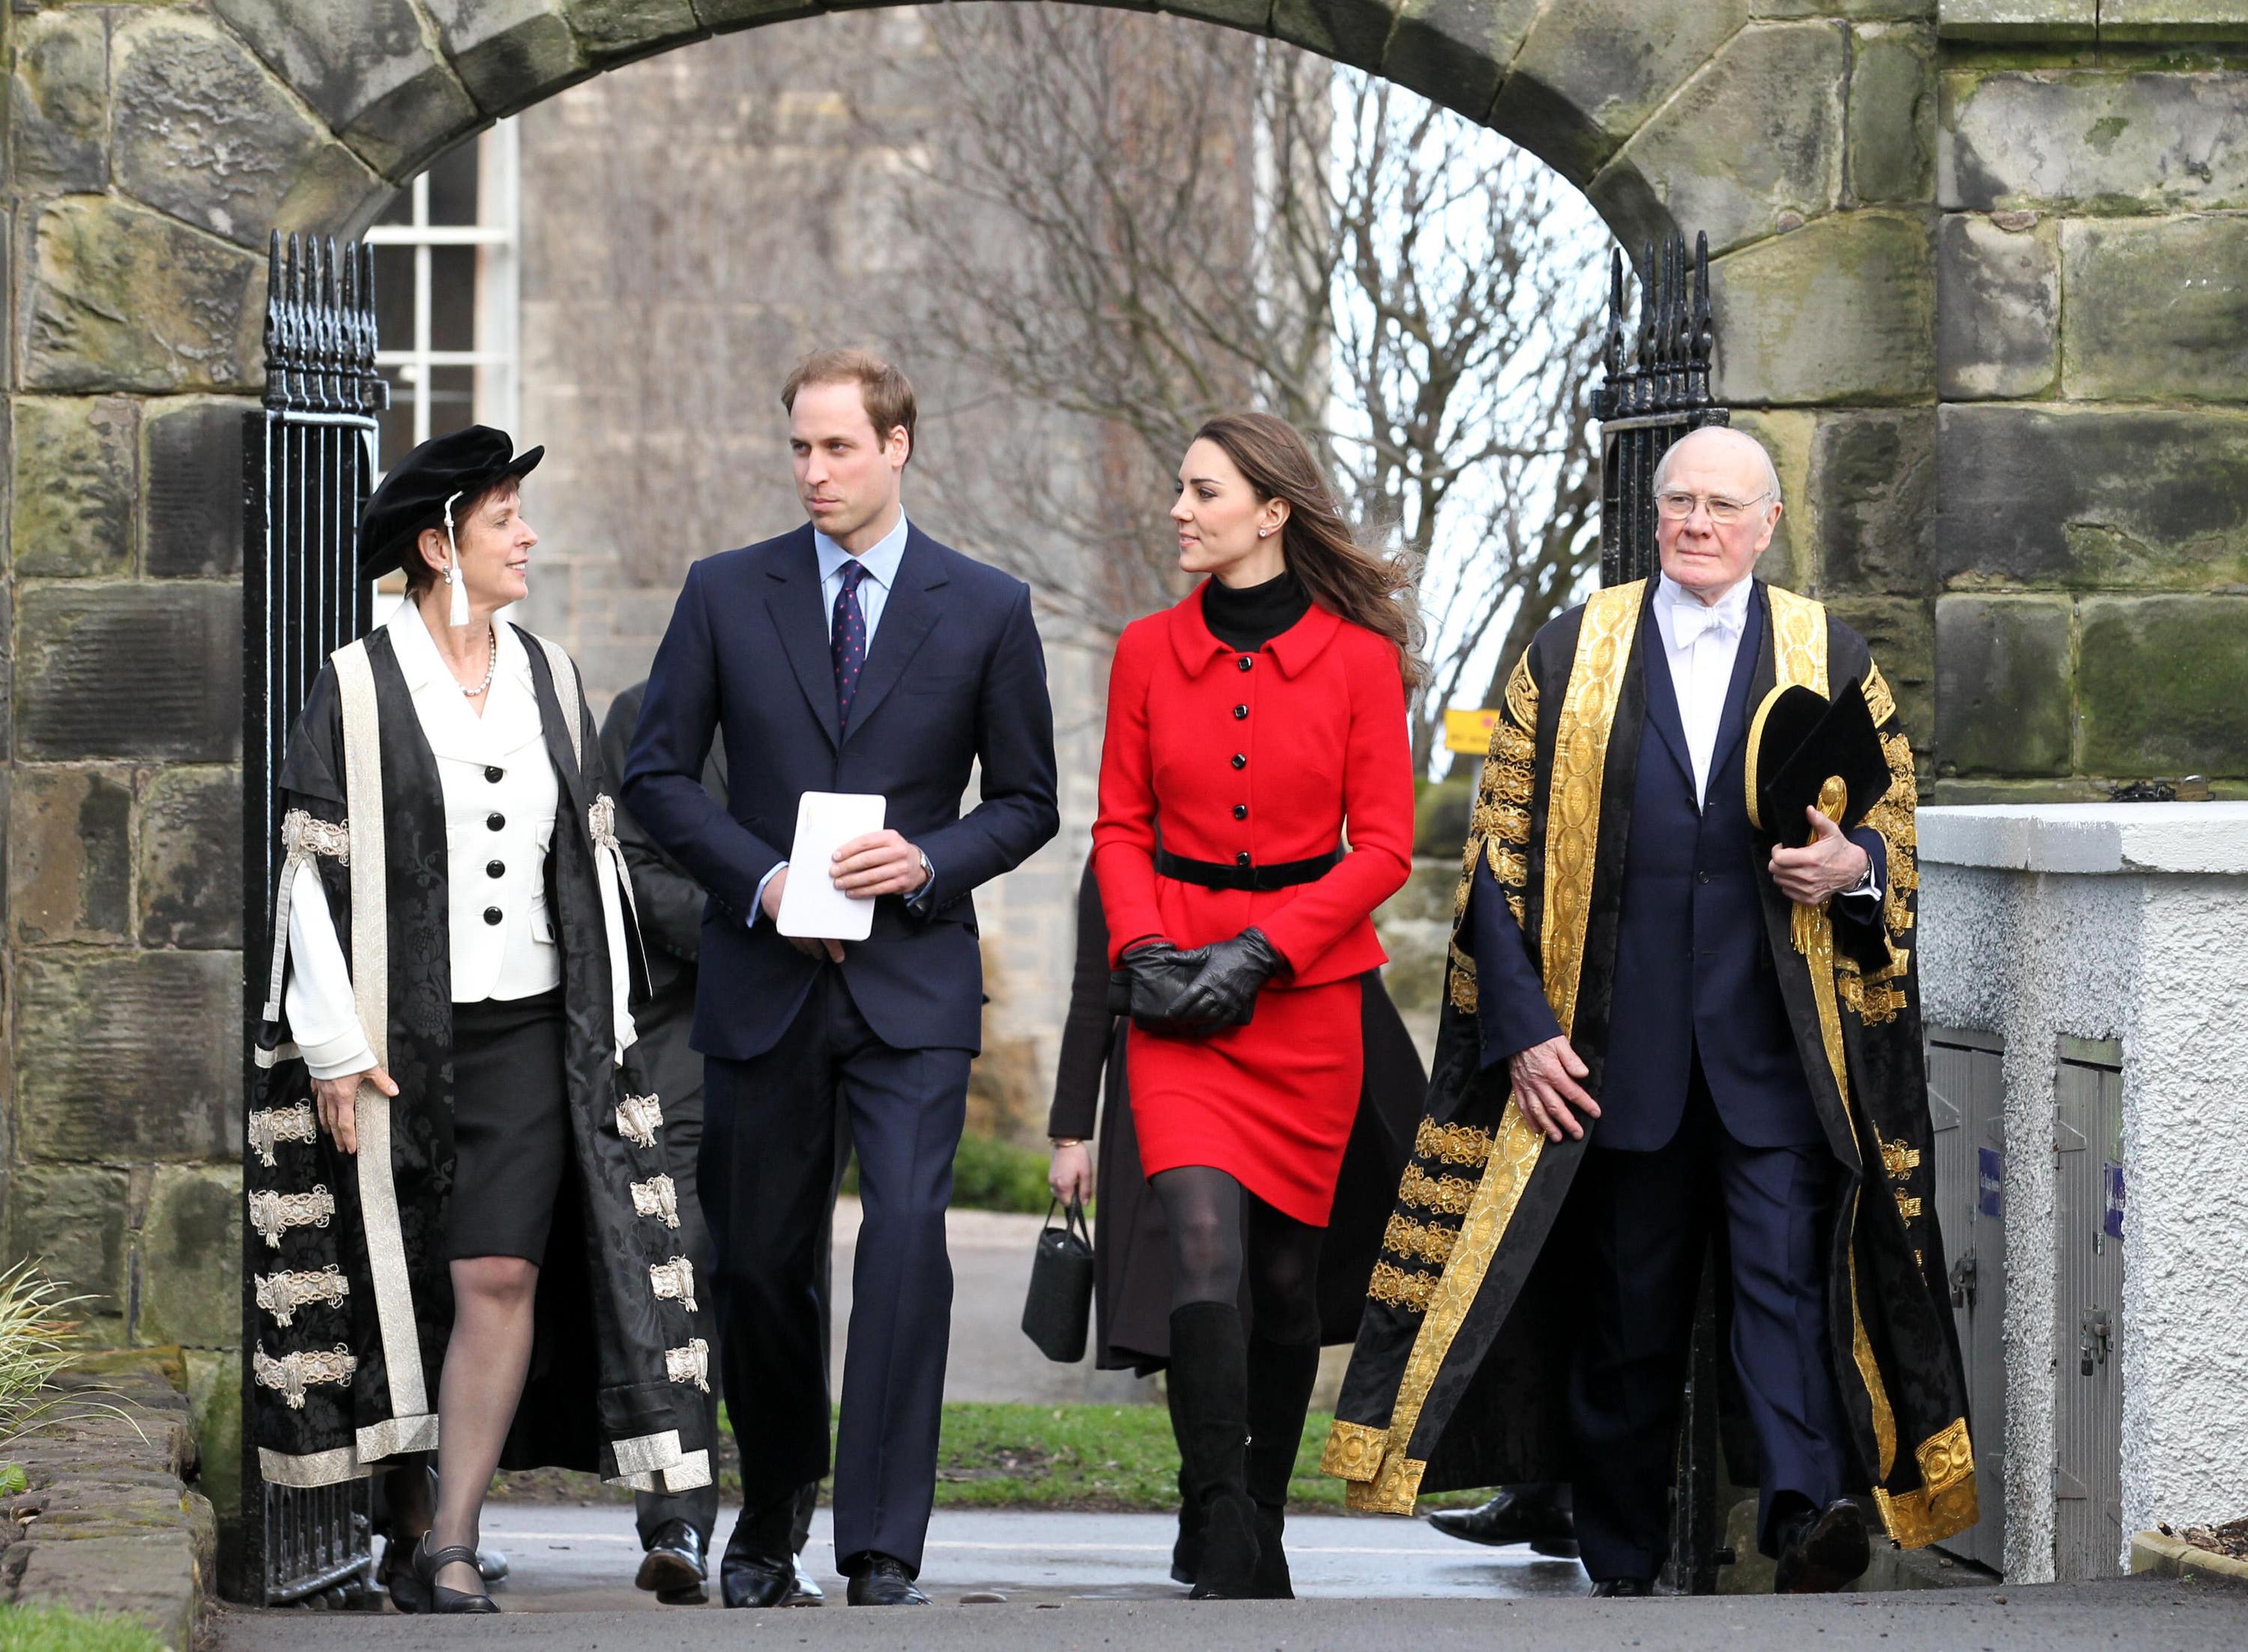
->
[776,791,886,941]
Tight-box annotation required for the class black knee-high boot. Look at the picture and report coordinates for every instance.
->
[1168,1302,1260,1600]
[1244,1337,1320,1600]
[1167,1376,1201,1585]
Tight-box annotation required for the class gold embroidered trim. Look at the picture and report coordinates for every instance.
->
[1846,1192,1899,1481]
[1865,730,1920,940]
[247,1186,335,1248]
[615,1092,663,1149]
[1839,948,1912,1026]
[1862,661,1897,729]
[632,1175,681,1229]
[1448,649,1541,1023]
[253,1344,357,1409]
[1320,1419,1389,1481]
[650,1256,698,1313]
[665,1338,711,1391]
[1895,1195,1924,1220]
[1366,1261,1440,1313]
[282,808,351,862]
[1398,1164,1479,1217]
[1381,1214,1460,1268]
[1872,1418,1978,1547]
[1879,1137,1922,1179]
[262,810,354,1020]
[256,1265,350,1328]
[1447,943,1479,1015]
[1413,1119,1495,1168]
[247,1102,318,1169]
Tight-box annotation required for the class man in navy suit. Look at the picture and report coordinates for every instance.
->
[623,349,1059,1607]
[1469,427,1890,1596]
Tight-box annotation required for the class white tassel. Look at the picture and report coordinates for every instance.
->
[443,490,471,628]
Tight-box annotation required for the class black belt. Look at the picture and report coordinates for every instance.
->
[1155,847,1341,893]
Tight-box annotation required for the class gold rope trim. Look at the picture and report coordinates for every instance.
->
[1380,1214,1460,1267]
[1413,1119,1495,1168]
[1329,582,1643,1514]
[247,1102,318,1170]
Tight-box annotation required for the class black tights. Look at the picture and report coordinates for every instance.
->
[1152,1165,1323,1346]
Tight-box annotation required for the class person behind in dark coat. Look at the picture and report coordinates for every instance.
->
[1078,413,1418,1599]
[1046,859,1427,1588]
[1325,427,1974,1597]
[623,349,1060,1607]
[599,683,842,1608]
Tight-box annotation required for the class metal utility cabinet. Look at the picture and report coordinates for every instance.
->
[2052,1038,2126,1581]
[1927,1029,2007,1573]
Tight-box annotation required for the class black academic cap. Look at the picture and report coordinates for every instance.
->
[357,425,543,581]
[1745,675,1892,850]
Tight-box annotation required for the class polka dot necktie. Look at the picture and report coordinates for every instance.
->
[831,559,872,733]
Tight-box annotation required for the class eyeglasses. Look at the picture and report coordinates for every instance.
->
[1656,489,1772,525]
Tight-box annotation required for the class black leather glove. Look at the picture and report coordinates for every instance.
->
[1168,927,1286,1031]
[1108,940,1215,1027]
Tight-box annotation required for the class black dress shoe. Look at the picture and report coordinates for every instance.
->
[845,1553,931,1606]
[786,1554,826,1606]
[1774,1497,1871,1594]
[411,1539,501,1614]
[477,1546,509,1585]
[637,1519,709,1606]
[1586,1576,1656,1597]
[721,1550,795,1609]
[1426,1486,1580,1559]
[378,1534,426,1614]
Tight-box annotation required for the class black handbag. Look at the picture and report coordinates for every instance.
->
[1021,1196,1095,1364]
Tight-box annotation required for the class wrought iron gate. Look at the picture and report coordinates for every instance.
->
[1590,231,1735,1596]
[238,232,387,1606]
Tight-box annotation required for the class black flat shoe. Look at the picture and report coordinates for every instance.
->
[1587,1576,1656,1597]
[1774,1498,1871,1594]
[786,1554,826,1606]
[637,1518,708,1606]
[1425,1486,1579,1558]
[845,1554,930,1606]
[412,1539,500,1614]
[721,1550,794,1609]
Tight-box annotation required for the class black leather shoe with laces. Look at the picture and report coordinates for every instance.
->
[845,1554,931,1606]
[636,1518,708,1606]
[1773,1497,1871,1594]
[1586,1576,1656,1597]
[786,1554,827,1606]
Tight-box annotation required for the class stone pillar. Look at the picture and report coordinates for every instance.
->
[1919,802,2248,1579]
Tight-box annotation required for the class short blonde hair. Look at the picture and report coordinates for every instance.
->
[781,348,917,463]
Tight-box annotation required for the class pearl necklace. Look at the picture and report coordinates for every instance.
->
[456,624,498,698]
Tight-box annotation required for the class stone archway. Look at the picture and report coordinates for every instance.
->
[7,0,2247,1590]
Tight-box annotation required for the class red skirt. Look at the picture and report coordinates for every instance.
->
[1126,977,1365,1226]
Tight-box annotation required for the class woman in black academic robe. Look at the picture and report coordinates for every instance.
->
[247,428,708,1614]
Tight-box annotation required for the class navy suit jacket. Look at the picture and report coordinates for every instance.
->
[622,522,1060,1060]
[1469,583,1885,1151]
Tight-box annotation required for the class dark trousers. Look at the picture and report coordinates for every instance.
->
[1565,1054,1849,1582]
[701,966,971,1576]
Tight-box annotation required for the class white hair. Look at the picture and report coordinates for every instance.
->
[1652,426,1782,507]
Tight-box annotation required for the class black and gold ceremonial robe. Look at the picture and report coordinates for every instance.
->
[1322,578,1977,1550]
[246,624,712,1495]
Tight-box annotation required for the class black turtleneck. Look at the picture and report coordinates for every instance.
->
[1202,566,1311,653]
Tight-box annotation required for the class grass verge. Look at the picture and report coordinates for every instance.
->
[0,1605,166,1652]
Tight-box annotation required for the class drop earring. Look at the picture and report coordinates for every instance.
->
[442,490,470,628]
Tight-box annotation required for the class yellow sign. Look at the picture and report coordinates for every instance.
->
[1445,707,1501,754]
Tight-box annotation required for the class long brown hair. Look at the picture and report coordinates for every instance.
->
[1191,413,1426,689]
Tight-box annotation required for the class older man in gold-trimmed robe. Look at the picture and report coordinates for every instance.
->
[1323,429,1974,1595]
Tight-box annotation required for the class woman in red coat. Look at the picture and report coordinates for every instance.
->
[1058,412,1418,1598]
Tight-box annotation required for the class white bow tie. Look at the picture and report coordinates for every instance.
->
[1670,602,1742,647]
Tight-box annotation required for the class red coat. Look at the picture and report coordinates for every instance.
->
[1092,590,1415,983]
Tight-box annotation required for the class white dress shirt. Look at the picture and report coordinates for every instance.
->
[285,600,575,1080]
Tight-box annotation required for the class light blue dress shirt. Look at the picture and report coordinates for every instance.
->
[752,509,931,927]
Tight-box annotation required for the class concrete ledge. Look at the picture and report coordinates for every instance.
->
[1919,802,2248,876]
[2130,1530,2248,1588]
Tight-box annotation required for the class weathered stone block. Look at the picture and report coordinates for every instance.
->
[1811,410,1933,598]
[145,399,251,578]
[2100,3,2248,44]
[10,9,110,194]
[1711,211,1936,405]
[1941,70,2248,212]
[2078,596,2248,777]
[1380,0,1542,124]
[424,0,595,115]
[694,0,828,28]
[17,584,243,761]
[1935,0,2096,38]
[1753,1,1928,17]
[136,1166,244,1350]
[1727,407,1815,590]
[1158,0,1273,29]
[2,1166,129,1316]
[184,1349,244,1522]
[141,766,244,951]
[23,197,265,395]
[1591,22,1846,259]
[2062,217,2248,405]
[10,396,138,578]
[1933,595,2073,776]
[1270,0,1401,75]
[1820,594,1934,750]
[213,0,483,178]
[10,765,133,945]
[564,1,707,59]
[1493,0,1751,181]
[16,951,240,1164]
[1936,211,2059,399]
[1848,24,1936,205]
[1936,405,2248,590]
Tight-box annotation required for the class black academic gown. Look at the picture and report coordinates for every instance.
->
[1322,578,1977,1552]
[247,624,708,1497]
[1046,861,1426,1372]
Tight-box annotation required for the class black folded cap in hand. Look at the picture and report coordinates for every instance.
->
[1745,676,1891,849]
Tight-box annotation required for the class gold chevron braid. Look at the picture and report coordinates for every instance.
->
[1330,583,1643,1514]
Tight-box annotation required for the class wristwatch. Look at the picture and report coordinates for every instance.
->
[915,848,934,895]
